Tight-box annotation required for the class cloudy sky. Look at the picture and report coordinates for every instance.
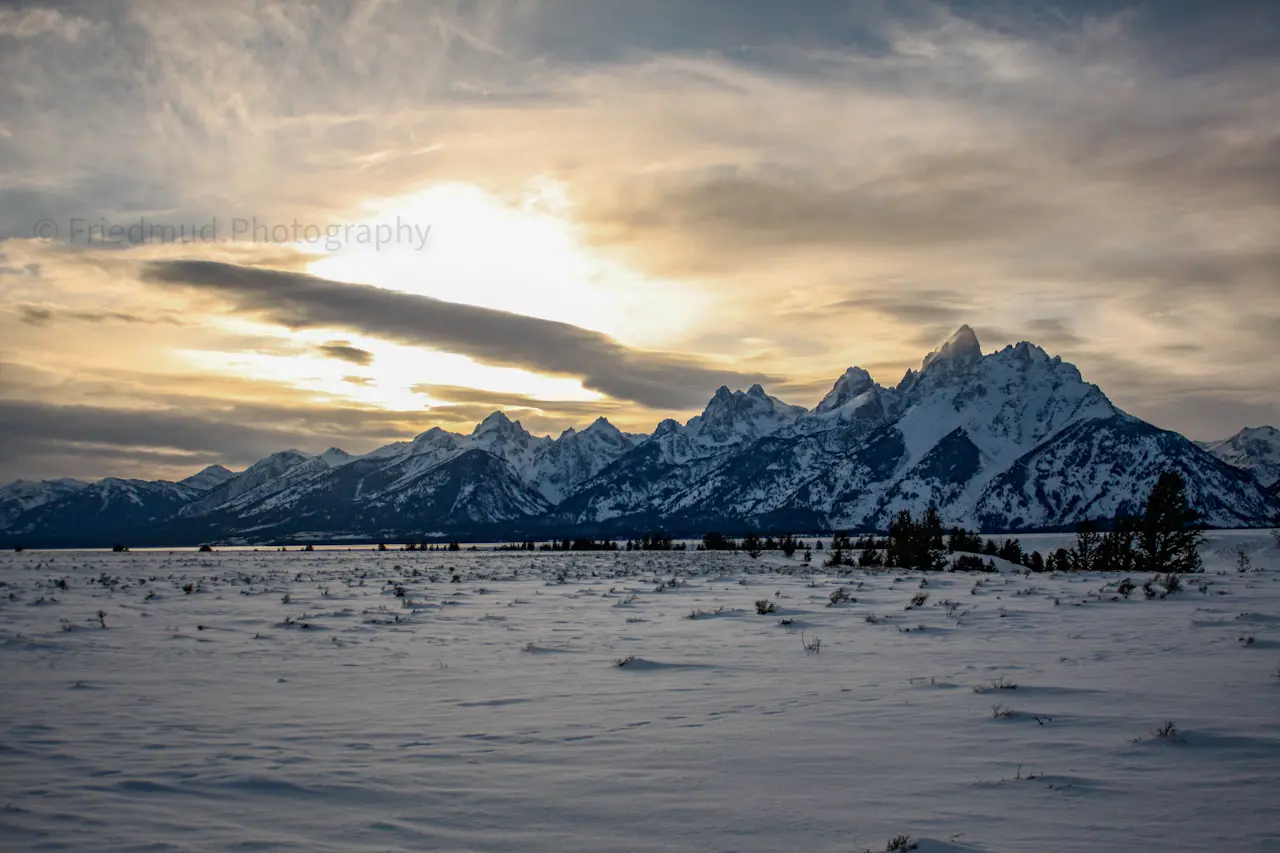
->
[1,0,1277,482]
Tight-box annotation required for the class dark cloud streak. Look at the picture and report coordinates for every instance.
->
[141,260,777,409]
[317,340,374,366]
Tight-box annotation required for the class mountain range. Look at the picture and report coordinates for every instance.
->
[2,326,1276,547]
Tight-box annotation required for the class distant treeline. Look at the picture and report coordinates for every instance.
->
[376,541,463,552]
[481,472,1206,576]
[80,474,1203,576]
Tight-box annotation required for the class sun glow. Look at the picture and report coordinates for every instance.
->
[176,328,601,415]
[304,181,706,347]
[181,182,714,419]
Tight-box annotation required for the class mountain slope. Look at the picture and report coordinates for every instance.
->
[1200,426,1280,487]
[553,385,806,525]
[663,332,1123,531]
[180,450,316,517]
[179,465,237,492]
[526,418,644,503]
[0,479,89,532]
[1,478,201,546]
[203,448,551,542]
[978,415,1276,529]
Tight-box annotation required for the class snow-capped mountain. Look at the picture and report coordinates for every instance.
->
[822,334,1122,528]
[552,385,806,524]
[805,367,887,427]
[319,448,356,468]
[155,413,637,542]
[651,331,1115,530]
[1,478,203,546]
[179,450,317,517]
[562,326,1273,533]
[683,385,807,456]
[0,478,89,531]
[192,446,553,542]
[179,465,237,492]
[469,411,555,472]
[977,416,1276,529]
[1,326,1275,546]
[526,418,645,503]
[192,449,360,519]
[1200,427,1280,488]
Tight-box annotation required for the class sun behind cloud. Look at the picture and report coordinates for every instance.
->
[305,181,711,349]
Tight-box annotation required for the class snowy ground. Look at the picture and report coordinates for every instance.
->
[2,532,1279,853]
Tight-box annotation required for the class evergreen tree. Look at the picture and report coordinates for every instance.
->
[1046,547,1071,573]
[702,532,735,551]
[1095,521,1136,572]
[947,527,984,554]
[921,505,946,552]
[1133,472,1205,574]
[997,538,1024,565]
[1069,519,1100,571]
[886,509,946,571]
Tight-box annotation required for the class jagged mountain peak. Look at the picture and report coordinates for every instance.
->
[473,409,519,433]
[921,324,982,371]
[815,367,878,414]
[472,410,549,448]
[674,384,807,457]
[544,416,627,447]
[465,410,554,481]
[698,384,798,418]
[654,418,682,437]
[521,415,644,504]
[989,339,1063,371]
[555,417,621,442]
[900,328,1092,400]
[584,415,621,434]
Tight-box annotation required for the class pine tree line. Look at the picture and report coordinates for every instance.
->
[1051,471,1204,574]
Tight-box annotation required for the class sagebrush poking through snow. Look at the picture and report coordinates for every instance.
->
[973,676,1018,693]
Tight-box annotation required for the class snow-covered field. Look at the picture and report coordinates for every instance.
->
[3,532,1279,853]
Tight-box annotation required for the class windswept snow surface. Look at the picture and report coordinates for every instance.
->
[3,532,1280,852]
